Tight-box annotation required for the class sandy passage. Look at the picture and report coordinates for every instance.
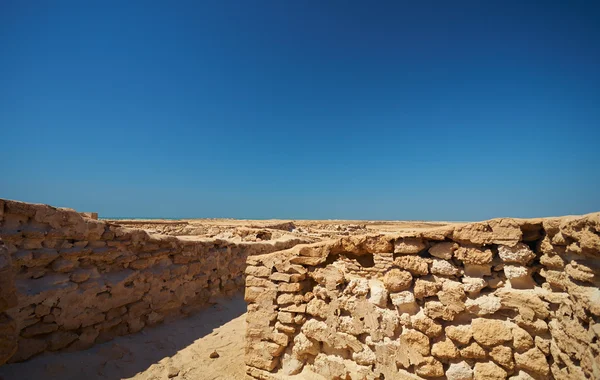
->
[0,295,247,380]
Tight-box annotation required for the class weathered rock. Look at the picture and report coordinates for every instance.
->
[430,258,460,276]
[490,345,514,370]
[514,348,550,377]
[512,326,534,353]
[382,269,412,292]
[394,238,426,254]
[472,318,513,347]
[465,294,502,316]
[455,246,493,265]
[498,243,536,265]
[431,338,459,360]
[367,280,388,308]
[415,356,444,378]
[474,362,508,380]
[446,324,473,346]
[447,361,474,380]
[411,311,442,338]
[460,342,487,359]
[393,255,429,275]
[428,242,457,259]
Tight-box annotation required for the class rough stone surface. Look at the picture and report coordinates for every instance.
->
[242,212,600,379]
[0,199,311,365]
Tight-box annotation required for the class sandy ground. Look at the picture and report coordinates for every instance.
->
[0,295,248,380]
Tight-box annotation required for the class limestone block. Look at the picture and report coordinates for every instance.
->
[514,348,550,377]
[431,338,459,360]
[394,255,428,275]
[447,361,474,380]
[498,243,536,265]
[382,269,412,292]
[460,342,487,359]
[474,362,507,380]
[430,258,460,276]
[367,280,388,307]
[490,345,514,371]
[394,238,426,254]
[472,318,513,347]
[465,294,502,316]
[428,242,457,259]
[446,324,473,345]
[455,246,493,265]
[415,356,444,377]
[414,277,442,299]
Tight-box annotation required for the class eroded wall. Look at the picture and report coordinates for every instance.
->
[244,213,600,379]
[0,199,308,364]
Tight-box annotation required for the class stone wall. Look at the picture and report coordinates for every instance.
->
[0,199,309,365]
[244,213,600,379]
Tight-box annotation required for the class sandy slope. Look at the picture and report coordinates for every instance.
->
[0,295,248,380]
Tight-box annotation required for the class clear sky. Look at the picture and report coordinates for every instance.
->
[1,1,599,220]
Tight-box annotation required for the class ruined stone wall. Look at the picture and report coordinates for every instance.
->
[245,213,600,379]
[0,199,308,365]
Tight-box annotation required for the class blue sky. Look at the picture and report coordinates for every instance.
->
[1,1,599,220]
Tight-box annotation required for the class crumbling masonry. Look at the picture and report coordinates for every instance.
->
[244,213,600,379]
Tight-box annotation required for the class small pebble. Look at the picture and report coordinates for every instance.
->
[209,351,219,359]
[167,366,180,378]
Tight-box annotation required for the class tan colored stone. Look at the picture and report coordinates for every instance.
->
[400,329,430,356]
[301,319,362,353]
[428,242,457,259]
[394,255,429,275]
[430,258,460,276]
[512,326,534,353]
[367,280,388,308]
[472,318,512,347]
[394,237,426,254]
[414,277,442,299]
[310,266,345,290]
[452,219,522,246]
[455,246,493,265]
[460,342,487,359]
[424,300,459,321]
[411,311,442,337]
[415,356,444,377]
[474,362,508,380]
[490,345,514,370]
[382,269,412,292]
[447,361,474,380]
[431,338,459,359]
[514,348,549,377]
[495,288,550,319]
[446,324,473,345]
[245,265,271,278]
[498,243,535,264]
[465,294,502,316]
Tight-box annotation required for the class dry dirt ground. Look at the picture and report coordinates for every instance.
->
[0,220,456,380]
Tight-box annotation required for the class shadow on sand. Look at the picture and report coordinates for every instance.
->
[0,294,247,380]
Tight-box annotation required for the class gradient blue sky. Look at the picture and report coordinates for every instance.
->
[1,1,599,220]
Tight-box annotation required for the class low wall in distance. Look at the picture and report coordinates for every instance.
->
[245,213,600,379]
[0,199,309,365]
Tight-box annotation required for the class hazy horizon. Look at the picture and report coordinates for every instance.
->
[1,1,599,220]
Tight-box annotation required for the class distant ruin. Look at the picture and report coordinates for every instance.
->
[0,199,309,364]
[1,198,598,379]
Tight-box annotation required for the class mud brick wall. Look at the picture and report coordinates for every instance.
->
[245,213,600,380]
[0,199,308,365]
